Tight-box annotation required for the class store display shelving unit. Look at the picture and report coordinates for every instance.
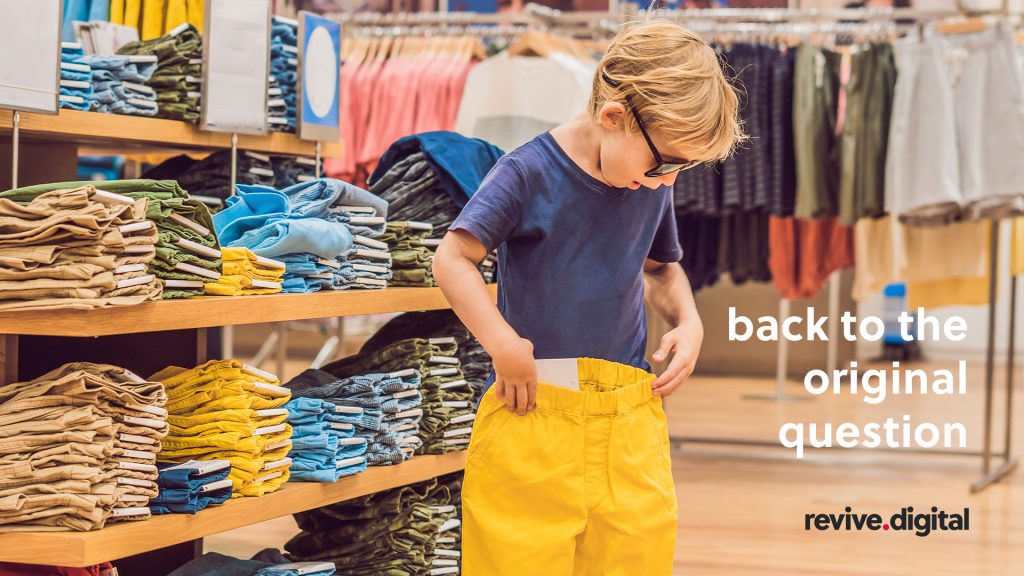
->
[0,109,486,573]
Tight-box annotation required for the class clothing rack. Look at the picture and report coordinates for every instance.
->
[627,8,1018,494]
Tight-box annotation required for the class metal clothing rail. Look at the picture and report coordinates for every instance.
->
[635,7,983,23]
[329,6,998,41]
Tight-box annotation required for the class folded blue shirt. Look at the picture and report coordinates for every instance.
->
[281,274,332,293]
[60,68,92,83]
[229,218,353,259]
[78,55,156,82]
[212,186,290,245]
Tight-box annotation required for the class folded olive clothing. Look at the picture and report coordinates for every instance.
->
[0,363,167,530]
[286,473,463,574]
[378,222,435,287]
[117,25,203,124]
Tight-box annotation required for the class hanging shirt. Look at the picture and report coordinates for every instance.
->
[450,132,682,390]
[454,52,593,153]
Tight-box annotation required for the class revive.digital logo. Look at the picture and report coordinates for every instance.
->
[804,506,970,537]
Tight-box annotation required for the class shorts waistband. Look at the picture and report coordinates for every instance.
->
[534,358,654,416]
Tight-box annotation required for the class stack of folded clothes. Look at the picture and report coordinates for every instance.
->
[150,459,233,515]
[168,552,336,576]
[156,151,277,209]
[335,233,393,291]
[324,182,390,291]
[153,360,294,498]
[284,398,368,482]
[369,153,458,239]
[213,179,391,293]
[360,310,493,408]
[117,23,203,123]
[0,362,168,531]
[267,76,288,131]
[379,221,435,287]
[4,180,223,299]
[204,247,284,296]
[59,43,92,111]
[272,156,320,188]
[285,369,423,467]
[367,132,503,240]
[322,337,472,456]
[77,54,159,117]
[268,17,298,133]
[0,185,162,311]
[285,473,463,575]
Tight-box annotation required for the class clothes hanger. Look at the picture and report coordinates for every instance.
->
[472,37,488,61]
[508,29,551,58]
[935,17,988,35]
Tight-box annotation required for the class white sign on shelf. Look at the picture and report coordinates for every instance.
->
[200,0,271,135]
[297,11,340,142]
[0,0,62,114]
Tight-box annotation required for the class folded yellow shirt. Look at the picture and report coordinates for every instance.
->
[168,414,290,437]
[166,390,285,414]
[222,262,285,282]
[233,468,290,498]
[167,379,289,407]
[204,274,282,296]
[221,248,285,276]
[167,409,288,428]
[160,424,290,456]
[154,359,281,390]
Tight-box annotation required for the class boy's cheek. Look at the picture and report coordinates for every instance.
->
[605,152,645,186]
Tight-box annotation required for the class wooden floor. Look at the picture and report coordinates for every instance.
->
[207,359,1024,575]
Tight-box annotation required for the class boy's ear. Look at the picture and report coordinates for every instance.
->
[599,101,627,131]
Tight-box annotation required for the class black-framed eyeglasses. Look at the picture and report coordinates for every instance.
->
[602,73,701,178]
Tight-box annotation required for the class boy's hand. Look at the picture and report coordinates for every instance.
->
[651,319,703,397]
[492,337,537,416]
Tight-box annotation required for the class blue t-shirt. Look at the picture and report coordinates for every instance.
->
[450,132,683,388]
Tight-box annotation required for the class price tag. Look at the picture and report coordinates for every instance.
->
[201,0,271,134]
[0,0,61,113]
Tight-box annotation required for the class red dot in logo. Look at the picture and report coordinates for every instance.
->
[883,524,890,531]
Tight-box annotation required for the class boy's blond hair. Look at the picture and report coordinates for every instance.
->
[588,19,744,162]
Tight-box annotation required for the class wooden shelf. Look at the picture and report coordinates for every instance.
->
[0,452,467,567]
[0,285,495,337]
[0,109,342,157]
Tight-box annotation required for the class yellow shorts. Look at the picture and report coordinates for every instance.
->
[462,357,677,576]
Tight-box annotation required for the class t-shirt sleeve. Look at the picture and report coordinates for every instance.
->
[450,156,526,253]
[647,192,683,263]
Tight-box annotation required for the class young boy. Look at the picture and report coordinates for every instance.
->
[433,19,743,575]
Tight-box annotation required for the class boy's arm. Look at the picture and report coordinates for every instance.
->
[434,229,537,415]
[643,259,703,396]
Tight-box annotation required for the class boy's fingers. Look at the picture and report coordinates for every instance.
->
[527,379,537,411]
[652,335,676,363]
[504,381,518,412]
[515,382,529,416]
[495,379,505,401]
[654,352,688,388]
[654,364,693,396]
